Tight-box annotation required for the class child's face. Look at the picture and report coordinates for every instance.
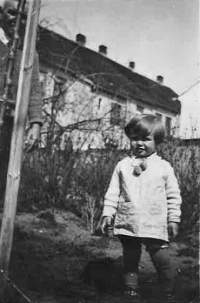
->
[129,132,156,157]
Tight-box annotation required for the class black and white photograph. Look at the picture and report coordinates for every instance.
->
[0,0,199,302]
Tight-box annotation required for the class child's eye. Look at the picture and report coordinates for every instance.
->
[144,137,152,141]
[131,136,138,141]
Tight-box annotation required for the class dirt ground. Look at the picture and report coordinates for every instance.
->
[1,209,199,303]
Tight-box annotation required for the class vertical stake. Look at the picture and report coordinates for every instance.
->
[0,1,41,301]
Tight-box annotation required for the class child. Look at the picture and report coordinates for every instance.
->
[101,114,182,300]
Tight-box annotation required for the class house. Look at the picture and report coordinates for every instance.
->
[36,27,181,149]
[179,81,200,139]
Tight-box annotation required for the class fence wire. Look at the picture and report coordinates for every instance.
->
[0,269,34,303]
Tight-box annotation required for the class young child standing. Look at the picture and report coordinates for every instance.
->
[101,114,182,300]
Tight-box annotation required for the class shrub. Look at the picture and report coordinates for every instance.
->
[158,138,200,232]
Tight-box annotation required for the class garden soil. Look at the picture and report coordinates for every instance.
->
[1,209,199,303]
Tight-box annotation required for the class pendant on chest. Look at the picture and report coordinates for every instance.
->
[132,158,147,176]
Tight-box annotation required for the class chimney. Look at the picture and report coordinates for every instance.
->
[76,33,86,46]
[157,75,164,84]
[129,61,135,71]
[99,45,107,56]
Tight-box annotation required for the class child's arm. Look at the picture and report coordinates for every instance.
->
[101,164,121,234]
[102,163,121,218]
[165,162,182,238]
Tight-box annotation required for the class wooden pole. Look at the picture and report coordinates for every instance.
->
[0,0,41,301]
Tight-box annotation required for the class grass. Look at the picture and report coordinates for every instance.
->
[2,209,198,303]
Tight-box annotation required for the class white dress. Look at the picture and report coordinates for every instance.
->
[102,153,182,241]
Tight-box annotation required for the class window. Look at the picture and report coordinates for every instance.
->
[165,117,172,135]
[156,113,162,120]
[137,105,144,113]
[110,102,122,126]
[98,98,102,109]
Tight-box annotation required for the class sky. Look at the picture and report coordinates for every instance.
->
[39,0,200,137]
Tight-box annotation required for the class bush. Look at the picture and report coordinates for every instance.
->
[158,138,200,232]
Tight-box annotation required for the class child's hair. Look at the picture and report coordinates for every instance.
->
[124,114,165,144]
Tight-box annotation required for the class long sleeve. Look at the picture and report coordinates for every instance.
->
[102,163,121,218]
[165,162,182,223]
[27,53,43,125]
[0,41,43,125]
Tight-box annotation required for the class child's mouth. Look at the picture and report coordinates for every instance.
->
[137,148,145,153]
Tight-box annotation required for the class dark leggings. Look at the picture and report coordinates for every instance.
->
[118,235,175,293]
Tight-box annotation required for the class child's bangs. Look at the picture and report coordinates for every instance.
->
[133,119,153,137]
[124,114,165,143]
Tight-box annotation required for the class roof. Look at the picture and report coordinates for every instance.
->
[37,27,181,115]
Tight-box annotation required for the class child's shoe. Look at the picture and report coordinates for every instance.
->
[124,287,140,300]
[164,291,175,301]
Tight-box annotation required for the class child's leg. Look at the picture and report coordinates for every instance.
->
[118,235,142,291]
[145,239,175,294]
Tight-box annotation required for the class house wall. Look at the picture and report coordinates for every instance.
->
[179,83,200,139]
[126,100,180,136]
[39,67,181,150]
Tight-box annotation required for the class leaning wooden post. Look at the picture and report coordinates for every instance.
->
[0,0,41,301]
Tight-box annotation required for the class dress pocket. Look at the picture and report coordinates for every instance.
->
[115,201,139,233]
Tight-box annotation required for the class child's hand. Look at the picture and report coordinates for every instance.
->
[168,222,179,239]
[101,216,112,236]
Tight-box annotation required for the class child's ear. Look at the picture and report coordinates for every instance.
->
[154,141,159,148]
